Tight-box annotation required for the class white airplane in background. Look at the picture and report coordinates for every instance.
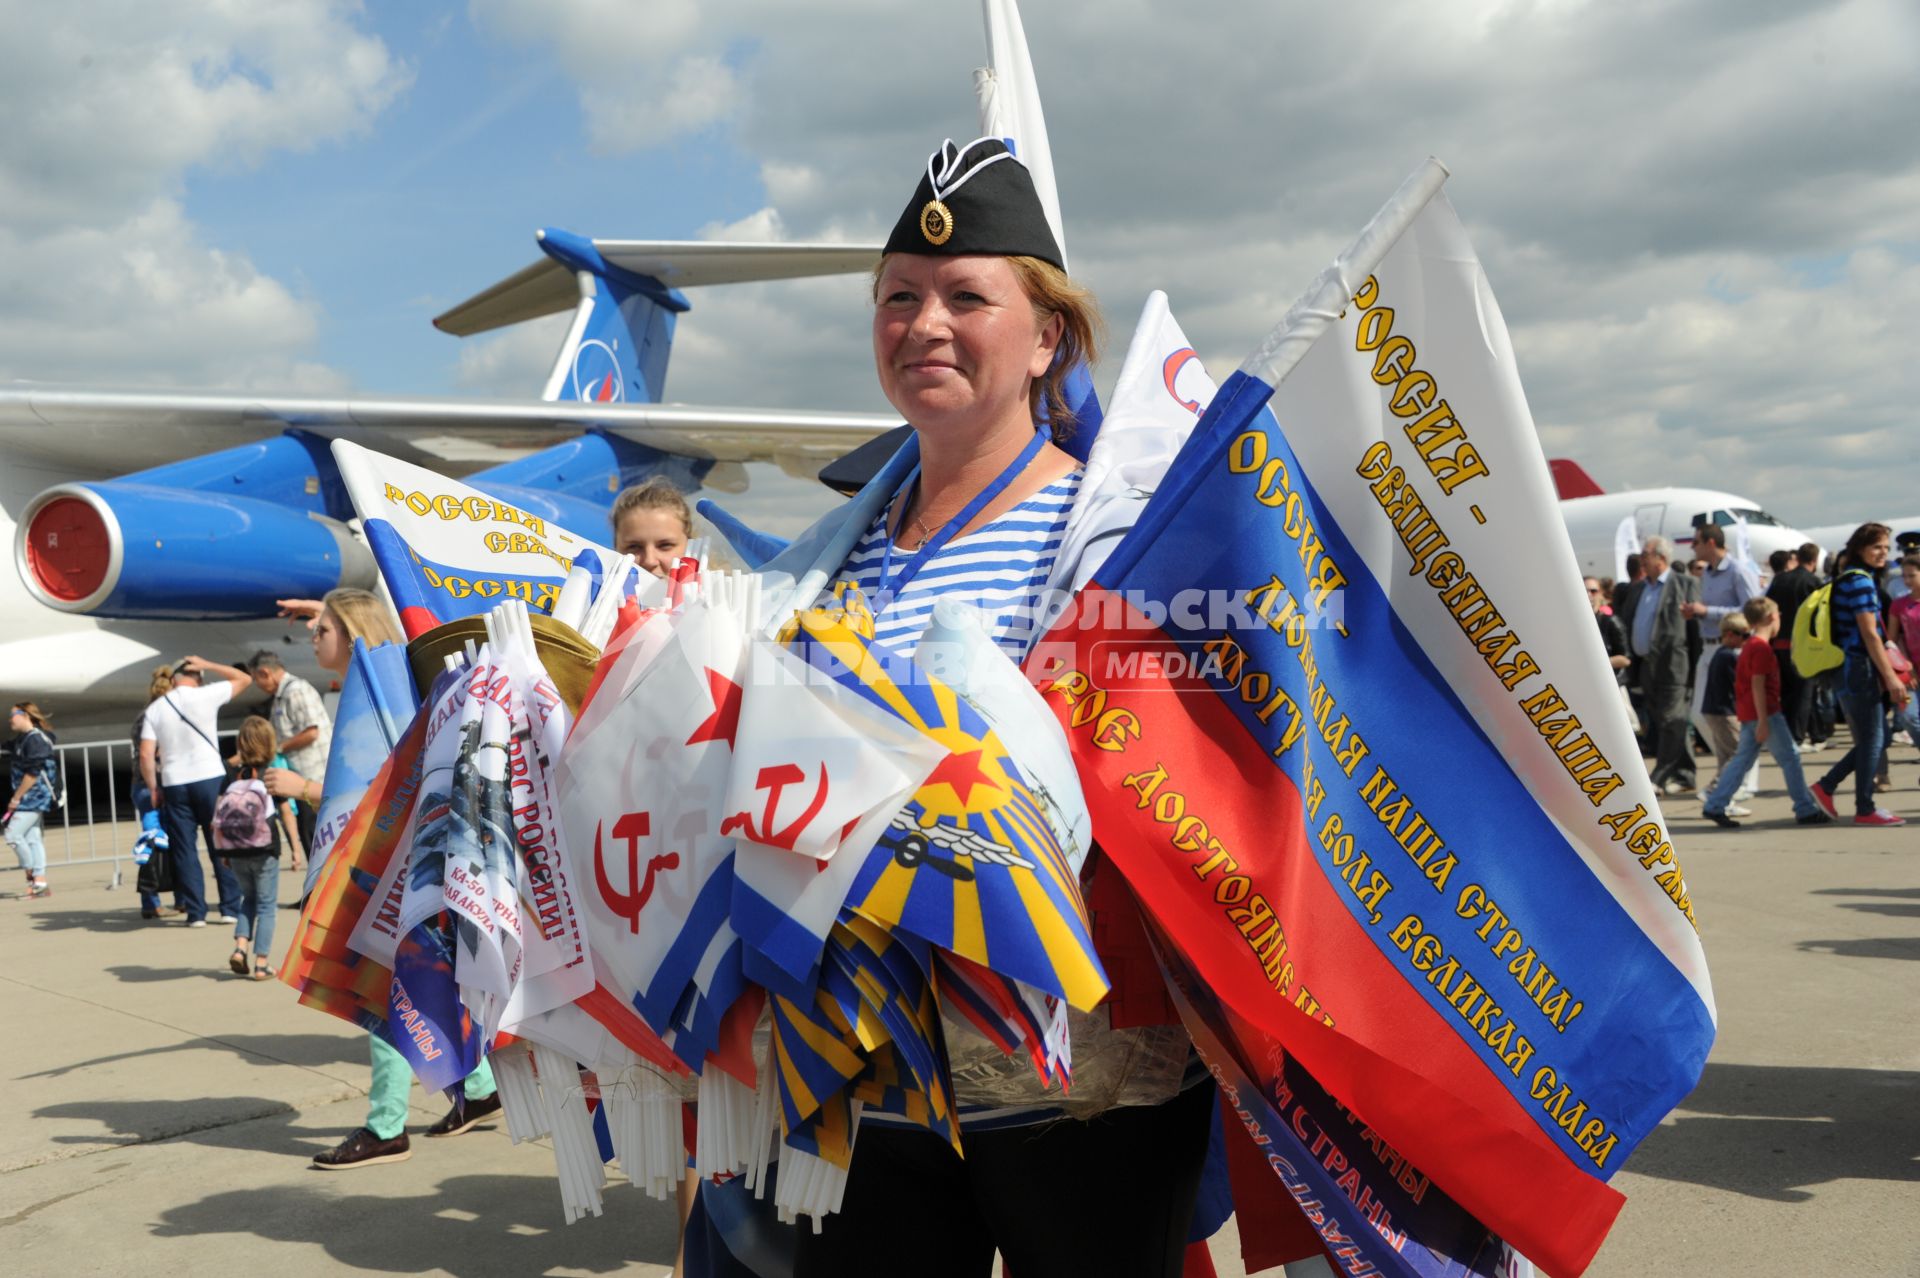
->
[1548,459,1814,580]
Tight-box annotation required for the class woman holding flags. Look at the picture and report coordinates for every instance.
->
[268,588,507,1168]
[778,137,1215,1278]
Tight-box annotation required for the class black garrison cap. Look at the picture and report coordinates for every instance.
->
[881,137,1063,269]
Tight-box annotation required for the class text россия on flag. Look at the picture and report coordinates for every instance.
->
[1028,160,1715,1278]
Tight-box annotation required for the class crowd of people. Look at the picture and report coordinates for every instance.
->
[1587,527,1917,829]
[1,132,1912,1278]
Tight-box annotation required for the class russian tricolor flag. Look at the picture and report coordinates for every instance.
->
[1029,161,1713,1277]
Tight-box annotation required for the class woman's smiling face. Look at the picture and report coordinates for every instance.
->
[872,254,1061,437]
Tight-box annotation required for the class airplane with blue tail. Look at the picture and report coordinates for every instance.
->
[1,232,902,725]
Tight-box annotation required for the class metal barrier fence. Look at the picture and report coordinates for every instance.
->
[3,731,236,885]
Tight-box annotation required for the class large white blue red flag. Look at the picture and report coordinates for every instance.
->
[1028,160,1714,1277]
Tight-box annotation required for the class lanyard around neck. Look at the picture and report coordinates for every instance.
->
[879,428,1048,596]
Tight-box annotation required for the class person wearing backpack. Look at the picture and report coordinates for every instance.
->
[5,702,59,898]
[1810,523,1910,826]
[138,656,253,926]
[217,716,299,979]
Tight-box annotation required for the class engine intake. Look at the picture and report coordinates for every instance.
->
[16,482,373,619]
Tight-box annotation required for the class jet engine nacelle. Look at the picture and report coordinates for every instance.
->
[16,481,374,619]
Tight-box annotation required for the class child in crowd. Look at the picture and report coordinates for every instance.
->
[1704,599,1832,827]
[220,716,300,979]
[610,478,693,578]
[1698,613,1749,812]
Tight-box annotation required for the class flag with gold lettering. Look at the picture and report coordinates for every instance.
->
[332,440,617,639]
[1026,162,1714,1278]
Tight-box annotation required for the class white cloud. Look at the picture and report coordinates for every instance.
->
[0,0,408,388]
[0,197,347,391]
[453,312,571,398]
[468,0,750,151]
[0,0,410,230]
[700,207,787,243]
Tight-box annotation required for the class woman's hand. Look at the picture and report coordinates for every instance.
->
[276,599,324,627]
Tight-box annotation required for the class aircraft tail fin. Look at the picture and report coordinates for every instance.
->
[1549,458,1605,500]
[530,228,685,405]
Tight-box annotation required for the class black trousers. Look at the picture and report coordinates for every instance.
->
[792,1079,1216,1278]
[1643,680,1694,788]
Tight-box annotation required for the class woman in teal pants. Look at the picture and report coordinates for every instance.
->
[276,588,504,1169]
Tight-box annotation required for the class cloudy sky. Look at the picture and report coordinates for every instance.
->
[1,0,1914,530]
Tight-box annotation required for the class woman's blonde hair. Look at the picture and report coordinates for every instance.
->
[610,477,693,539]
[322,587,401,649]
[235,715,277,768]
[12,701,52,732]
[872,253,1104,447]
[147,666,175,702]
[1005,255,1103,444]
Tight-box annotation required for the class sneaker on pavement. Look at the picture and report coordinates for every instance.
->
[1854,810,1907,828]
[1723,803,1752,818]
[1702,810,1741,829]
[1661,779,1696,797]
[186,919,207,929]
[1810,782,1838,819]
[426,1092,503,1138]
[312,1127,411,1169]
[215,913,238,924]
[1796,810,1834,825]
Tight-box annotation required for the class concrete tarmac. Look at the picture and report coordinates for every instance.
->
[2,747,1915,1277]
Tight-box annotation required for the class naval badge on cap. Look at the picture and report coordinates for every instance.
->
[919,199,954,246]
[882,137,1063,269]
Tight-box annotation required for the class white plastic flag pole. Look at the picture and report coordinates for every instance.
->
[533,1044,606,1222]
[745,1058,777,1198]
[491,1042,551,1142]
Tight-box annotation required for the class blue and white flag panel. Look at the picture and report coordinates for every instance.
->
[1255,183,1714,1011]
[304,638,419,897]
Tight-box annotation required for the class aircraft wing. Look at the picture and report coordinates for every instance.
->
[0,385,898,479]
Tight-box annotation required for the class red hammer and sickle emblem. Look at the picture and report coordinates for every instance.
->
[593,811,680,933]
[719,763,831,852]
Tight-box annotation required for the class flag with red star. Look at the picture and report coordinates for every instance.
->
[775,612,1110,1015]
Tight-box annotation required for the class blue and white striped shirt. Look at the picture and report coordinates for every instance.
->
[828,471,1082,663]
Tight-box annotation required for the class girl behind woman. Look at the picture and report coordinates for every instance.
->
[610,477,692,578]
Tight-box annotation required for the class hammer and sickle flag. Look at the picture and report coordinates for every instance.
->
[555,590,753,1070]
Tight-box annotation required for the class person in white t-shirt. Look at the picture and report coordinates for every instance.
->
[138,656,251,927]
